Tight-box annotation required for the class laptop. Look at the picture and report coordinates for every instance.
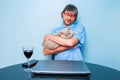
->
[31,60,91,75]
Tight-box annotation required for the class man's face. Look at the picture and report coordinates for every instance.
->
[62,11,76,26]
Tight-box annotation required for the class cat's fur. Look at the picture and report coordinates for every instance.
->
[42,28,76,50]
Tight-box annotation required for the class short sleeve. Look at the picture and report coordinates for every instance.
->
[51,29,56,34]
[73,25,86,46]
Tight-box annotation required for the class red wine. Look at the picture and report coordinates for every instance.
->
[24,50,33,59]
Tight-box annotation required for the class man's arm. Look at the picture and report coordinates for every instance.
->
[43,46,72,55]
[44,34,78,47]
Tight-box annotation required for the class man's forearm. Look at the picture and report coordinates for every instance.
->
[43,46,71,55]
[46,35,78,47]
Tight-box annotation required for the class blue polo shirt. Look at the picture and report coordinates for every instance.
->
[51,21,86,61]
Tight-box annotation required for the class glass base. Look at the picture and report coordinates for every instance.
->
[24,68,32,72]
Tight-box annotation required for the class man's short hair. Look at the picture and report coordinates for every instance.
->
[61,4,78,18]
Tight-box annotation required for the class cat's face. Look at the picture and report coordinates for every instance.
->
[58,28,74,39]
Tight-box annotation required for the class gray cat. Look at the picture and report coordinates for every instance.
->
[42,28,76,50]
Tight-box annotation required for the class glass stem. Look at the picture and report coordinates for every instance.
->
[28,59,30,68]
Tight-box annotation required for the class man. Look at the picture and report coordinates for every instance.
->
[43,4,86,60]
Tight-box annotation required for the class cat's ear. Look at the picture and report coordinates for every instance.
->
[57,32,63,36]
[70,30,77,34]
[67,28,70,31]
[64,27,70,31]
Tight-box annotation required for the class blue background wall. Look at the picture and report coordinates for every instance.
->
[0,0,120,71]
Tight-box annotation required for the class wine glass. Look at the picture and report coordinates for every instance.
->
[23,46,34,72]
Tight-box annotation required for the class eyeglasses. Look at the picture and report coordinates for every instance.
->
[63,11,76,19]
